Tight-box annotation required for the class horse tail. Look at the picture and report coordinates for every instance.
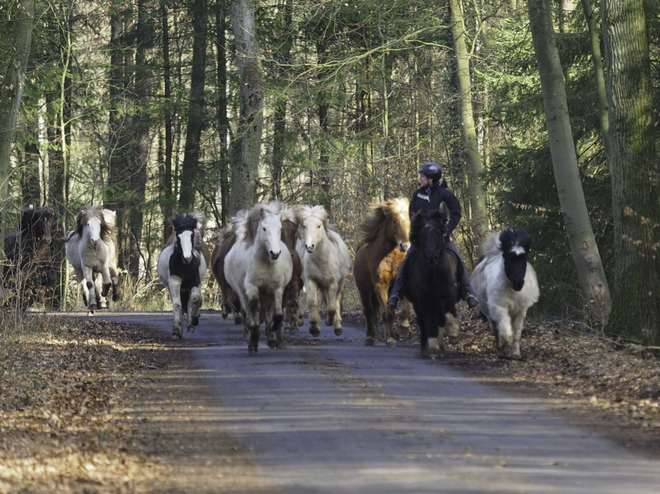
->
[61,230,76,243]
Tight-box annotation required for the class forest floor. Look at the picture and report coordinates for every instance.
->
[0,310,659,492]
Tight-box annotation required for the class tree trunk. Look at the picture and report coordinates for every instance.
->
[580,0,611,164]
[528,0,611,326]
[601,0,659,344]
[449,0,487,242]
[216,0,230,224]
[179,0,208,211]
[0,0,35,256]
[21,141,41,207]
[127,0,155,279]
[160,0,174,240]
[228,0,263,214]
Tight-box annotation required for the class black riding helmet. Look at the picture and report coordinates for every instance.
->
[418,162,442,182]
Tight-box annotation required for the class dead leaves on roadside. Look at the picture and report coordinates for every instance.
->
[0,316,168,493]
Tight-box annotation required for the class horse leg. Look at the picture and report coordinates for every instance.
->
[169,278,184,339]
[360,288,378,346]
[306,282,321,337]
[187,285,202,332]
[425,310,443,359]
[245,287,261,354]
[400,299,413,337]
[325,280,343,336]
[375,281,396,347]
[510,311,527,360]
[268,288,286,349]
[491,308,514,359]
[109,264,120,302]
[100,264,112,299]
[82,266,97,312]
[94,273,108,309]
[445,307,460,345]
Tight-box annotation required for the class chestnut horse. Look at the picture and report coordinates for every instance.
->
[353,198,413,346]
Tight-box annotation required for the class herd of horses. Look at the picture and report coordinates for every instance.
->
[3,200,540,360]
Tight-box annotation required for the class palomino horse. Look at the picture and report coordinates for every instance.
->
[3,206,56,306]
[64,207,121,313]
[224,202,293,355]
[354,198,413,346]
[295,205,350,337]
[158,213,208,339]
[470,228,539,359]
[403,204,461,359]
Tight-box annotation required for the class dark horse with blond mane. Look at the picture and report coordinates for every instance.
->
[353,198,413,346]
[3,206,56,306]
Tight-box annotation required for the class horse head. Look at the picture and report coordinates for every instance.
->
[20,207,54,249]
[296,205,328,254]
[247,202,284,260]
[498,228,533,291]
[172,214,199,264]
[412,203,450,266]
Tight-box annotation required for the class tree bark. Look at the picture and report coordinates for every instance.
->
[179,0,208,211]
[160,0,174,240]
[449,0,487,242]
[228,0,263,214]
[216,0,230,224]
[528,0,611,326]
[601,0,659,344]
[0,0,35,255]
[580,0,611,164]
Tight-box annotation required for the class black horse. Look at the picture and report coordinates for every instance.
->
[402,203,461,358]
[3,206,56,306]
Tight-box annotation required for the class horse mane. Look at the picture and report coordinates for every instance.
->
[409,204,449,248]
[479,228,533,259]
[243,202,282,245]
[75,206,115,242]
[295,205,329,230]
[358,198,409,244]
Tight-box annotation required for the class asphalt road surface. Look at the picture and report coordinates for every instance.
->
[82,310,660,493]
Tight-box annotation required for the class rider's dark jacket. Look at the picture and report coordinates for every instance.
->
[409,179,461,237]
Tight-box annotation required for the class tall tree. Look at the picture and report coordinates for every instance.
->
[179,0,208,211]
[228,0,263,214]
[601,0,660,344]
[527,0,611,325]
[216,0,230,223]
[448,0,487,241]
[0,0,35,251]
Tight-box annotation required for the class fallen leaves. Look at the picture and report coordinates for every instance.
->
[0,315,168,493]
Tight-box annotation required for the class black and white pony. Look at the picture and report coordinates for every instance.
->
[64,207,121,312]
[3,206,56,306]
[470,228,540,360]
[158,213,208,339]
[402,203,461,359]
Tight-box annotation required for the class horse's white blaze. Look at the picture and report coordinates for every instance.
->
[178,230,194,263]
[511,244,526,256]
[301,217,324,253]
[259,213,283,259]
[85,217,102,246]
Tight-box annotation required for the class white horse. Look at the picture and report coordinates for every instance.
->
[158,213,208,339]
[224,202,293,355]
[295,205,351,337]
[470,228,540,359]
[64,207,121,313]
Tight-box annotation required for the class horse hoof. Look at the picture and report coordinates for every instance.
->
[364,338,375,346]
[172,333,182,340]
[187,326,195,333]
[248,346,258,356]
[449,336,459,345]
[268,339,278,349]
[221,312,228,320]
[276,341,287,349]
[191,316,199,326]
[334,327,342,336]
[309,326,320,337]
[235,316,243,325]
[89,304,97,312]
[112,293,120,302]
[386,339,397,347]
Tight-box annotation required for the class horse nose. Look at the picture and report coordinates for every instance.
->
[183,255,193,264]
[270,250,281,260]
[91,238,99,247]
[306,244,315,253]
[399,241,410,252]
[512,280,524,291]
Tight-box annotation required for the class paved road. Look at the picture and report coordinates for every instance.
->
[81,310,660,493]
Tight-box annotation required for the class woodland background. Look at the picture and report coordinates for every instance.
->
[0,0,658,344]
